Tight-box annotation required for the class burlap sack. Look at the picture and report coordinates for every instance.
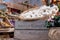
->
[48,27,60,40]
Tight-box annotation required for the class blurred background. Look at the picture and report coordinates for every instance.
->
[0,0,60,40]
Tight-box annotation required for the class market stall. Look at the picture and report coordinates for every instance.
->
[0,0,60,40]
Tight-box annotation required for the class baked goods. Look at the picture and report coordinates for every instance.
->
[19,5,59,20]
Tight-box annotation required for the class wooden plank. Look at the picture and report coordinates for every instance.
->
[15,20,47,29]
[14,30,49,40]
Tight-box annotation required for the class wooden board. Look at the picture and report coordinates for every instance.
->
[15,20,47,29]
[14,29,49,40]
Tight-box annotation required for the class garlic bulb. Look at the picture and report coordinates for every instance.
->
[19,4,59,20]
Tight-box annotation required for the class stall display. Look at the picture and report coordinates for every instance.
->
[19,4,59,20]
[45,13,60,28]
[0,3,14,39]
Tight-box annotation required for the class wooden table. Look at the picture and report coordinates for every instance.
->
[0,28,14,38]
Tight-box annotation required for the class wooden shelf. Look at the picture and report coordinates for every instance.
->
[0,28,14,32]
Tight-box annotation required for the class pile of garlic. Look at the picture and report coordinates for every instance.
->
[19,4,59,20]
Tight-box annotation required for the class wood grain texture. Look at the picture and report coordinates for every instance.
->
[15,20,47,29]
[14,30,49,40]
[14,20,49,40]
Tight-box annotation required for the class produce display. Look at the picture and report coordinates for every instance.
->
[19,4,59,20]
[45,15,60,28]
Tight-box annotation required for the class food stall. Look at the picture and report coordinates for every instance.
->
[0,0,60,40]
